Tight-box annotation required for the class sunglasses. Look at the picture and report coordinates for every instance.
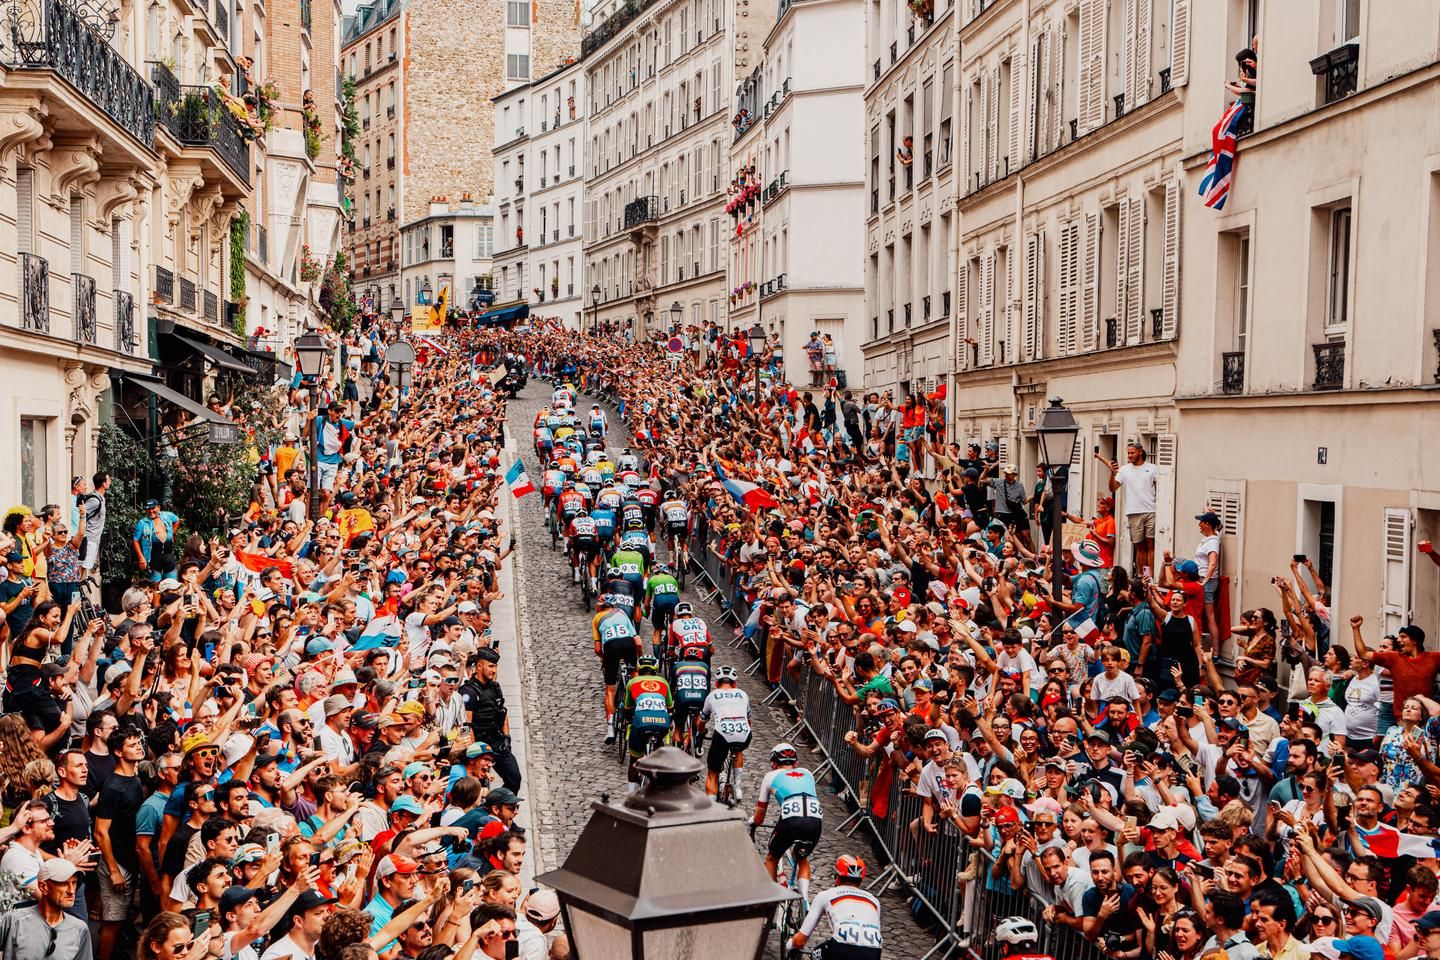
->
[1314,915,1337,924]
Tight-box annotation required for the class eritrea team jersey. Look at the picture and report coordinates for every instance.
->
[646,574,679,607]
[593,608,637,645]
[760,767,823,822]
[625,676,672,729]
[672,660,710,708]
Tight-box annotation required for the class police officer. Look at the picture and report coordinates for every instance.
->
[460,649,521,792]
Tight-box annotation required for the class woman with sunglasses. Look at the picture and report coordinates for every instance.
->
[140,911,211,960]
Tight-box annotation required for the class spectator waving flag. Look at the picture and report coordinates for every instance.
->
[1063,610,1101,644]
[505,459,535,498]
[1353,824,1440,859]
[1199,100,1247,210]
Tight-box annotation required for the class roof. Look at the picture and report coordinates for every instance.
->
[343,0,403,45]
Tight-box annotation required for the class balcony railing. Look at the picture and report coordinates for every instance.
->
[1159,68,1172,95]
[890,41,897,64]
[152,72,251,184]
[299,0,311,31]
[624,195,660,228]
[1313,341,1345,390]
[115,290,136,352]
[20,254,49,333]
[941,290,951,316]
[922,295,931,321]
[1311,43,1359,105]
[214,0,228,40]
[203,290,218,322]
[1221,351,1245,394]
[1151,308,1164,340]
[904,302,912,325]
[1105,317,1119,348]
[4,0,156,147]
[387,207,395,221]
[178,276,197,313]
[73,273,96,343]
[154,265,174,304]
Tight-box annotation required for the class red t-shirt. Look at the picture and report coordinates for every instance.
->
[1371,650,1440,705]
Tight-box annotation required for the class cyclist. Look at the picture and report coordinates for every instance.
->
[645,564,681,652]
[555,481,585,541]
[593,596,641,743]
[666,602,713,664]
[701,665,752,799]
[595,452,616,484]
[659,489,690,562]
[534,421,554,461]
[616,516,653,565]
[609,536,648,604]
[635,482,662,534]
[750,743,822,901]
[588,403,608,440]
[540,460,566,507]
[787,856,883,960]
[580,464,603,489]
[993,917,1051,960]
[567,507,600,590]
[670,653,710,750]
[619,498,648,543]
[598,564,641,625]
[621,656,673,781]
[591,497,618,554]
[617,448,640,472]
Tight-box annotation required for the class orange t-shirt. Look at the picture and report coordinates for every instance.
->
[1091,515,1116,569]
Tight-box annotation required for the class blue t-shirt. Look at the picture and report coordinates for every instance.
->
[1072,570,1104,622]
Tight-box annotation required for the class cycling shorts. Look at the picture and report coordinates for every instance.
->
[601,636,638,685]
[818,942,883,960]
[666,522,689,540]
[627,723,669,757]
[768,816,823,862]
[706,731,751,774]
[650,595,679,630]
[571,537,599,558]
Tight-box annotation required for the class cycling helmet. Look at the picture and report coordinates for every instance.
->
[576,507,589,517]
[636,656,660,677]
[562,481,575,490]
[675,602,693,617]
[835,855,867,881]
[653,563,671,575]
[770,743,798,766]
[664,489,677,499]
[995,918,1039,948]
[606,566,621,578]
[549,459,560,467]
[714,665,738,683]
[626,518,644,530]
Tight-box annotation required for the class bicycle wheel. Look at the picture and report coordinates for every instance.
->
[777,893,803,960]
[718,754,736,806]
[615,716,629,764]
[689,715,705,758]
[551,514,559,549]
[676,546,687,589]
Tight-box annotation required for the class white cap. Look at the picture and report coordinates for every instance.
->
[38,859,79,884]
[457,601,479,613]
[105,662,133,686]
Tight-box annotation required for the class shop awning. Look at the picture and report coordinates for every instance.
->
[170,333,253,374]
[476,303,529,326]
[122,373,230,425]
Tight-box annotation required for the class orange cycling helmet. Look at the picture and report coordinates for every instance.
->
[836,855,866,880]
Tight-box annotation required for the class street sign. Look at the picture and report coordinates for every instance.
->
[386,341,416,369]
[208,422,239,445]
[667,336,684,353]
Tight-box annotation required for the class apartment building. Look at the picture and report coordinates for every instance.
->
[582,0,774,339]
[860,0,957,401]
[343,0,579,315]
[399,197,498,313]
[490,59,588,328]
[727,0,868,388]
[1175,0,1440,637]
[945,0,1188,569]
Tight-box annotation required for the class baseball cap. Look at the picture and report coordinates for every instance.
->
[1195,511,1223,529]
[986,778,1026,799]
[104,661,133,686]
[485,787,523,807]
[475,648,501,664]
[305,637,334,656]
[1314,937,1384,960]
[1025,796,1065,819]
[1085,730,1112,744]
[1157,689,1180,703]
[457,601,480,613]
[526,889,562,922]
[156,577,182,591]
[396,700,426,716]
[1414,911,1440,935]
[465,741,495,759]
[1346,897,1387,922]
[1147,808,1183,833]
[402,761,433,780]
[332,668,359,687]
[922,728,947,742]
[230,844,266,866]
[38,859,79,883]
[389,796,424,817]
[1352,749,1381,765]
[992,805,1021,824]
[219,885,259,916]
[292,890,337,913]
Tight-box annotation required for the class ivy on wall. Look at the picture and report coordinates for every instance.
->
[230,211,249,337]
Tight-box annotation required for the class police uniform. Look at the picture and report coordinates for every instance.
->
[460,649,521,792]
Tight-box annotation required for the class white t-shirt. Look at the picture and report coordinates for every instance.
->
[318,724,356,766]
[1091,671,1139,705]
[0,844,43,890]
[1194,534,1221,582]
[1115,461,1158,515]
[260,934,317,960]
[1343,673,1381,741]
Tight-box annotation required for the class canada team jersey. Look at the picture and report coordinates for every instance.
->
[672,660,710,708]
[625,676,672,729]
[760,768,823,821]
[797,886,883,949]
[701,688,751,743]
[593,608,637,645]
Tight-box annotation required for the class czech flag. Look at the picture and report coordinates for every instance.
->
[505,460,535,498]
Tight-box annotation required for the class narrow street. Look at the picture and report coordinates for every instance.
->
[506,381,943,958]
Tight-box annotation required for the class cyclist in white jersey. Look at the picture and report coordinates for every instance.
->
[699,666,751,798]
[789,856,883,960]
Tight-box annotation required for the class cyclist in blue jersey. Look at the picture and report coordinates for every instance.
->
[750,743,823,902]
[621,656,672,782]
[593,597,640,743]
[598,565,640,624]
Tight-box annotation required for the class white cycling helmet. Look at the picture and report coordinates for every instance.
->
[995,917,1039,948]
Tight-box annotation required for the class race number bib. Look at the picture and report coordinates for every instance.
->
[676,672,707,692]
[600,620,632,642]
[717,717,751,740]
[779,795,823,819]
[835,922,883,948]
[665,507,688,522]
[635,692,667,712]
[617,562,641,575]
[653,582,678,596]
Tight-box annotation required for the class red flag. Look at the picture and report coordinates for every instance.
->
[233,550,293,579]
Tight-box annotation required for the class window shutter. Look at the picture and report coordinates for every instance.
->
[1115,200,1131,343]
[1052,20,1065,147]
[1031,231,1046,360]
[1036,30,1050,158]
[1161,178,1181,340]
[989,64,1001,181]
[1080,0,1105,133]
[955,259,970,369]
[16,167,34,255]
[1126,196,1144,344]
[961,86,973,189]
[1005,244,1017,363]
[1082,211,1100,350]
[1382,508,1414,635]
[977,76,989,188]
[996,435,1012,470]
[979,253,994,366]
[1154,433,1177,559]
[1067,432,1085,513]
[1133,0,1152,106]
[1008,49,1023,174]
[1170,0,1190,87]
[1121,0,1135,106]
[1058,220,1077,355]
[1023,232,1039,362]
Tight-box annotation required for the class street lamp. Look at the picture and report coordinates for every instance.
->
[537,749,790,960]
[421,279,433,305]
[747,323,766,398]
[669,300,683,333]
[294,329,329,520]
[591,283,602,335]
[389,297,404,326]
[1036,396,1080,600]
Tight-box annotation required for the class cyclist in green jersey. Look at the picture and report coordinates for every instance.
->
[609,545,648,603]
[645,563,681,654]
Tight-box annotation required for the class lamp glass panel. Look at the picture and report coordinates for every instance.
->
[567,905,632,960]
[1038,429,1073,469]
[642,916,766,960]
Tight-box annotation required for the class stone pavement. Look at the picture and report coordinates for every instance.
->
[504,381,946,959]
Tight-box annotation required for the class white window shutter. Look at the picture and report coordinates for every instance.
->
[1161,178,1181,340]
[1023,232,1040,362]
[1080,0,1105,133]
[1067,431,1086,513]
[1115,201,1131,344]
[1007,244,1018,363]
[16,167,34,255]
[1170,0,1190,87]
[1134,0,1152,106]
[979,253,994,366]
[1052,21,1065,148]
[1082,211,1100,350]
[1037,31,1051,158]
[955,260,970,369]
[990,64,1002,181]
[1382,508,1414,635]
[1058,220,1076,355]
[961,86,973,191]
[1126,196,1144,344]
[1121,0,1136,107]
[1154,433,1177,560]
[997,435,1012,469]
[1008,49,1023,174]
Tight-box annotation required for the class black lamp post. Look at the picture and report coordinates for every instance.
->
[591,283,602,334]
[537,748,790,960]
[421,279,433,305]
[747,324,766,398]
[293,329,329,520]
[389,297,404,327]
[669,300,683,334]
[1036,396,1080,600]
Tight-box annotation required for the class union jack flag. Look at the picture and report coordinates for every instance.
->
[1198,100,1247,210]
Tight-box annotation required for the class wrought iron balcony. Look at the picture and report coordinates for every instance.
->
[152,72,251,184]
[1114,93,1126,119]
[178,276,197,313]
[1159,68,1172,95]
[623,195,660,229]
[73,273,96,343]
[154,265,174,304]
[203,290,218,322]
[1105,317,1119,348]
[1221,351,1245,394]
[941,290,951,316]
[1313,341,1345,390]
[20,254,49,333]
[1311,43,1359,105]
[889,41,897,64]
[214,0,228,40]
[115,290,136,352]
[4,0,156,147]
[922,295,931,320]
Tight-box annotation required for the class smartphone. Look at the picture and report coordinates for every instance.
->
[1191,862,1215,879]
[191,910,213,937]
[1123,815,1138,833]
[266,834,280,856]
[461,878,476,895]
[1094,445,1100,455]
[1293,554,1307,563]
[1193,695,1206,707]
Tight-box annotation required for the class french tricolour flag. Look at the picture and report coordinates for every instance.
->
[1355,824,1440,860]
[1064,612,1101,643]
[505,460,535,498]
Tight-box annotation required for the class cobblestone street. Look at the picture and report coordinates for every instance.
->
[506,382,944,959]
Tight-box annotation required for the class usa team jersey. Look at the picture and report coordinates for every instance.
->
[701,688,751,743]
[625,676,672,729]
[760,768,823,822]
[797,886,883,949]
[672,660,710,708]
